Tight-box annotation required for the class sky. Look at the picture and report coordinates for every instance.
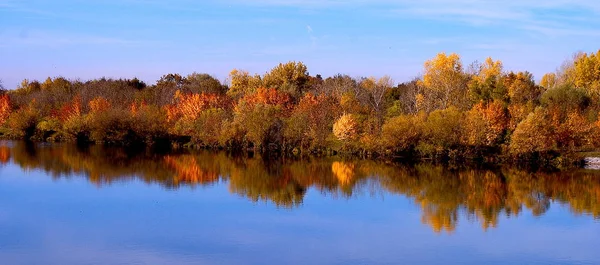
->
[1,0,600,89]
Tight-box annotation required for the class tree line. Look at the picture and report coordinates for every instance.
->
[1,50,600,164]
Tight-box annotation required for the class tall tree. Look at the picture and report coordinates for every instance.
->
[262,61,309,97]
[418,52,470,112]
[361,76,394,126]
[468,57,506,103]
[185,73,227,94]
[227,69,262,99]
[540,73,557,89]
[573,49,600,96]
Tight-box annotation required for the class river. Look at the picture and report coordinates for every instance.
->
[0,141,598,265]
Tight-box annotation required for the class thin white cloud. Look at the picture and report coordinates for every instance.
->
[229,0,600,37]
[0,30,141,48]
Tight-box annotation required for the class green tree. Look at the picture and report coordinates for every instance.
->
[262,61,309,97]
[468,57,507,103]
[227,69,262,99]
[184,73,227,94]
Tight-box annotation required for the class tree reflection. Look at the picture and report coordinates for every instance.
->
[1,141,599,232]
[0,145,10,164]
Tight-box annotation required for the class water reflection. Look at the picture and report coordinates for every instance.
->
[1,141,599,233]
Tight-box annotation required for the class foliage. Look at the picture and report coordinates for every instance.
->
[262,61,309,97]
[3,52,600,160]
[467,57,507,103]
[7,102,41,138]
[417,106,464,157]
[463,101,508,147]
[509,108,555,155]
[381,113,425,152]
[333,114,359,144]
[0,95,10,126]
[418,52,470,112]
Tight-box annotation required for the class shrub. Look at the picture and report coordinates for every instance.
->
[381,113,425,153]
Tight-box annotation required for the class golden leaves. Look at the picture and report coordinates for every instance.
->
[463,101,508,147]
[166,92,230,123]
[56,95,82,122]
[89,97,111,113]
[333,114,358,142]
[0,95,11,125]
[419,52,470,111]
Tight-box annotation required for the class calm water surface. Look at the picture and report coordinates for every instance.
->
[0,141,599,265]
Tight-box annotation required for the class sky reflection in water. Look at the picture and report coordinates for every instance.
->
[0,141,598,265]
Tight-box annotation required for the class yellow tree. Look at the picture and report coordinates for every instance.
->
[573,49,600,97]
[227,69,262,99]
[509,108,555,155]
[418,52,470,112]
[333,114,359,143]
[540,73,557,89]
[468,57,506,103]
[478,57,503,80]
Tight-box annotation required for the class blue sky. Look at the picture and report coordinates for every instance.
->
[1,0,600,89]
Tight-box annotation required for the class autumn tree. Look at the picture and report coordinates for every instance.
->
[417,52,470,112]
[463,101,508,148]
[129,101,169,144]
[319,74,358,99]
[184,73,227,94]
[262,61,309,97]
[55,95,82,122]
[151,73,187,106]
[361,76,394,126]
[227,69,262,99]
[285,93,340,150]
[89,97,111,113]
[503,72,543,129]
[540,73,557,89]
[333,114,359,145]
[232,88,292,150]
[468,57,507,103]
[7,100,40,139]
[573,49,600,94]
[166,91,229,123]
[555,52,584,86]
[505,71,543,104]
[417,106,464,157]
[541,85,590,120]
[381,113,426,153]
[0,95,10,126]
[165,91,231,145]
[509,108,555,155]
[385,79,420,115]
[553,112,596,152]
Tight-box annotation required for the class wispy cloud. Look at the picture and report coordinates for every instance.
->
[0,30,143,48]
[230,0,600,37]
